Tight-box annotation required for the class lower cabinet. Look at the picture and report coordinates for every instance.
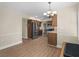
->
[48,32,57,46]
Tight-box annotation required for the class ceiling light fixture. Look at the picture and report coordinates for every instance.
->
[43,2,57,18]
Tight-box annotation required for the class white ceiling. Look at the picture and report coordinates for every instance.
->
[0,2,78,19]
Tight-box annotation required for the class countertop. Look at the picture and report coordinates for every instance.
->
[47,27,57,33]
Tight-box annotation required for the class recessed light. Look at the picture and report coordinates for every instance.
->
[35,16,38,18]
[43,13,47,15]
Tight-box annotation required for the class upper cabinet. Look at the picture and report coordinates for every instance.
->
[52,14,57,27]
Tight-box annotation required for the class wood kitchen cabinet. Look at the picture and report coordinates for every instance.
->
[48,32,57,46]
[27,19,42,39]
[47,14,57,46]
[52,14,57,27]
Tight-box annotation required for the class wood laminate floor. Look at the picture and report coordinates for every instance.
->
[0,36,61,57]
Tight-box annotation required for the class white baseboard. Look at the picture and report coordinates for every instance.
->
[22,36,28,39]
[57,45,62,48]
[0,41,22,50]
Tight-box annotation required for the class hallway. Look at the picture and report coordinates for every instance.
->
[0,36,61,57]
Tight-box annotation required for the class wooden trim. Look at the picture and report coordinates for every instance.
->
[60,42,66,57]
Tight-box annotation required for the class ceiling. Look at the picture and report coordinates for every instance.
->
[0,2,78,19]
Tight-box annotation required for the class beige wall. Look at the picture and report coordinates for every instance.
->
[0,5,22,50]
[57,6,78,48]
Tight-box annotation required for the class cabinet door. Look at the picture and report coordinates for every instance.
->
[48,33,57,46]
[52,14,57,27]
